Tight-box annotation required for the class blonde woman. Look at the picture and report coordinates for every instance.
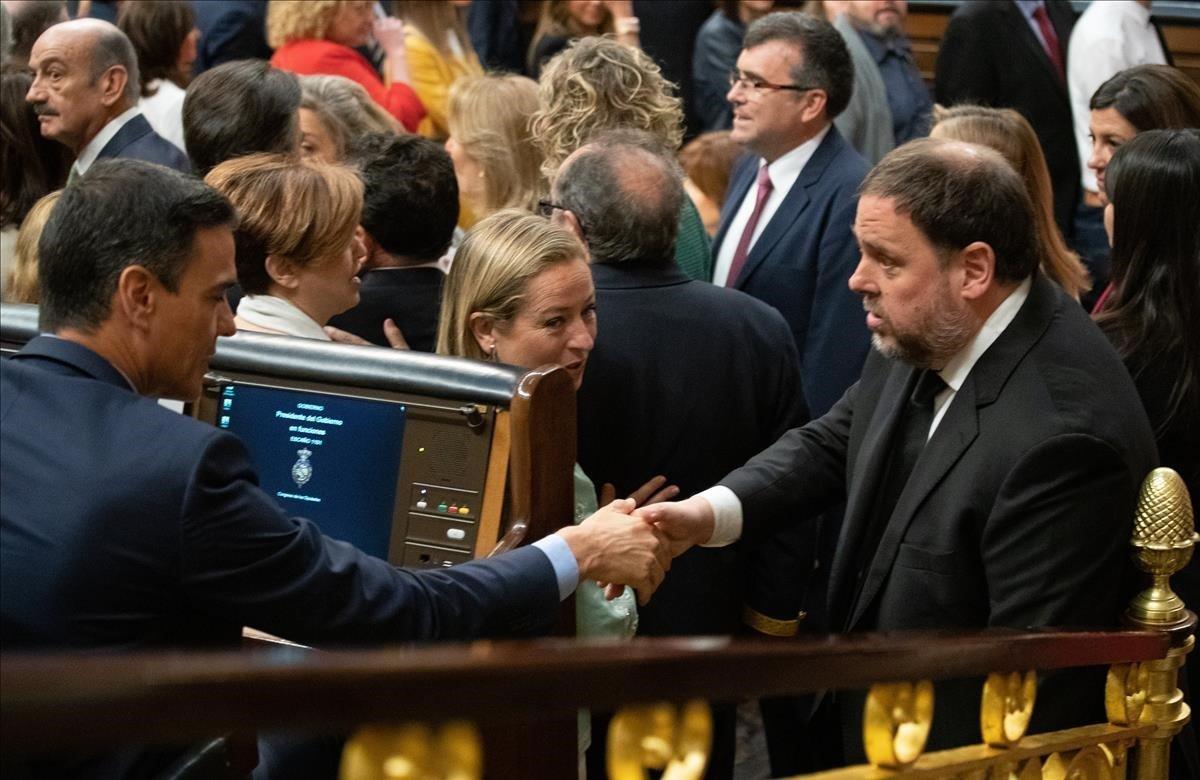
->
[528,0,640,78]
[931,105,1091,301]
[445,74,545,229]
[3,190,60,304]
[531,36,712,281]
[392,0,482,140]
[299,74,402,161]
[205,154,367,339]
[268,0,425,132]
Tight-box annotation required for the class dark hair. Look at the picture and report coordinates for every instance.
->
[183,60,300,176]
[38,159,234,332]
[9,1,64,63]
[88,21,141,103]
[860,138,1040,283]
[118,0,195,97]
[553,128,683,265]
[1,64,70,227]
[1096,129,1200,432]
[1089,65,1200,132]
[743,11,853,119]
[346,133,458,263]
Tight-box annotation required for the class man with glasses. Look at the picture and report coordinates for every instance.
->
[712,11,870,420]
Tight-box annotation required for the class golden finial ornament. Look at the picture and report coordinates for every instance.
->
[608,700,712,780]
[339,722,481,780]
[863,680,934,768]
[1127,468,1197,627]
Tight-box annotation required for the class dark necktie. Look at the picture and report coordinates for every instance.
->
[1032,5,1065,80]
[724,165,773,286]
[847,369,949,619]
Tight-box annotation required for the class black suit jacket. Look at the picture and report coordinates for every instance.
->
[327,266,444,352]
[712,126,871,417]
[577,260,809,637]
[97,113,191,172]
[722,275,1157,746]
[0,336,559,652]
[935,0,1079,236]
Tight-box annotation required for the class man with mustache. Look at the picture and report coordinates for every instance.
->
[26,17,189,179]
[642,138,1157,763]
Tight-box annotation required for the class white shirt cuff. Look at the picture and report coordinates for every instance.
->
[531,534,579,601]
[696,486,743,547]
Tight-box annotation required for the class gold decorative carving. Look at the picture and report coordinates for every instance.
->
[608,700,712,780]
[1128,468,1197,627]
[981,670,1037,747]
[1104,663,1148,726]
[1041,744,1121,780]
[339,722,481,780]
[863,680,933,768]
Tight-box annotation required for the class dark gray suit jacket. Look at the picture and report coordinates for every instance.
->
[97,112,191,172]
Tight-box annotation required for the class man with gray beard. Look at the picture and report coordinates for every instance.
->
[641,138,1157,763]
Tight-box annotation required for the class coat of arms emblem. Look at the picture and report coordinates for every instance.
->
[291,447,313,488]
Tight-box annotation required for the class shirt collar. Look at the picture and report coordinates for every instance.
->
[855,25,910,63]
[936,277,1033,393]
[760,124,830,191]
[1014,0,1046,22]
[73,105,142,176]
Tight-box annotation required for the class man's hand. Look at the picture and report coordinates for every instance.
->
[556,499,670,605]
[634,495,715,558]
[598,474,679,507]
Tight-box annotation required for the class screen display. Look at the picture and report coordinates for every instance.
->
[218,383,407,559]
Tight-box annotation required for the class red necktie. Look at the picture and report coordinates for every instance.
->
[726,165,774,286]
[1032,5,1065,80]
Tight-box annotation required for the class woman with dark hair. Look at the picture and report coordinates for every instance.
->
[118,0,198,154]
[1080,65,1200,309]
[1098,127,1200,779]
[1096,128,1199,499]
[0,65,70,298]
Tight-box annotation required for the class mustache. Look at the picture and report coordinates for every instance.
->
[31,104,58,117]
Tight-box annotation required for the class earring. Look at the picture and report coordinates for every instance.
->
[488,345,499,362]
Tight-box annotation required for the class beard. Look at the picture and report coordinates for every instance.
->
[868,284,976,369]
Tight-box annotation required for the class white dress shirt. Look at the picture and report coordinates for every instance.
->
[139,79,187,154]
[1068,0,1166,193]
[698,277,1033,547]
[712,125,831,287]
[71,105,142,177]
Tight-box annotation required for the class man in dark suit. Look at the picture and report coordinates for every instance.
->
[26,18,190,176]
[712,12,871,418]
[191,0,272,75]
[328,135,452,353]
[0,161,667,654]
[554,130,810,777]
[643,139,1157,758]
[935,0,1079,241]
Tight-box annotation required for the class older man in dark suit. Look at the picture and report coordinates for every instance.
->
[643,138,1157,760]
[712,11,871,418]
[26,18,189,178]
[553,129,810,778]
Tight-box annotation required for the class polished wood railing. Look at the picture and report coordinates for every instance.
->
[1,469,1193,779]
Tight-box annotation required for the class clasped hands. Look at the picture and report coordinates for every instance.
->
[557,478,718,606]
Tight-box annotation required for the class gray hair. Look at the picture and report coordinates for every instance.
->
[300,74,400,158]
[552,129,683,265]
[89,22,140,104]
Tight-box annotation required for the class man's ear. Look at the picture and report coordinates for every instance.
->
[264,255,300,290]
[467,311,497,356]
[553,208,585,244]
[114,265,159,331]
[98,65,128,107]
[799,89,829,124]
[359,229,381,265]
[957,241,996,300]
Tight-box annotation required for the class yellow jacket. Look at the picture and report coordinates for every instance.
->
[404,28,482,140]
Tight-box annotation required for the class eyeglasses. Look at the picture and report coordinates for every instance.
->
[537,200,587,240]
[728,70,820,96]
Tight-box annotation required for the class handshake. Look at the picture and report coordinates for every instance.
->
[554,485,719,605]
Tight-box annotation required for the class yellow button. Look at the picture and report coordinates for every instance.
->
[458,506,470,516]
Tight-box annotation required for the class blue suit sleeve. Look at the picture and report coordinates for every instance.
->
[178,431,560,644]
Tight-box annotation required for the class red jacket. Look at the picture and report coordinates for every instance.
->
[271,39,425,132]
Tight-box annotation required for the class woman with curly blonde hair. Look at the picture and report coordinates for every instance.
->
[268,0,425,132]
[445,73,545,228]
[531,36,711,280]
[931,104,1091,301]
